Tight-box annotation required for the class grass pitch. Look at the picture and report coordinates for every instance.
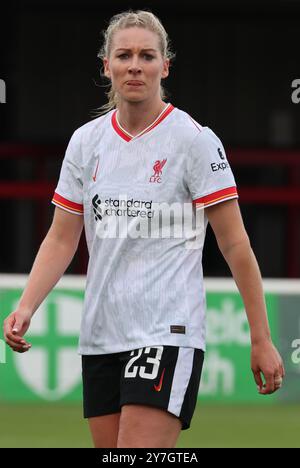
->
[0,403,299,448]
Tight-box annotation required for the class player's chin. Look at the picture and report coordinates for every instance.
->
[121,89,147,101]
[123,94,148,104]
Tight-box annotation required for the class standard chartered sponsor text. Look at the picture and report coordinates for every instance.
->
[94,194,205,249]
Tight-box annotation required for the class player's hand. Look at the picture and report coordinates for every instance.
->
[251,339,285,395]
[3,309,32,353]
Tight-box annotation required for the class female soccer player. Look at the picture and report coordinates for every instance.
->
[3,10,285,448]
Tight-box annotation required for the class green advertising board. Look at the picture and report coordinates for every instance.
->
[200,291,278,403]
[0,287,83,402]
[0,276,299,404]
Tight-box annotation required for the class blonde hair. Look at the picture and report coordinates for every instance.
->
[96,10,176,115]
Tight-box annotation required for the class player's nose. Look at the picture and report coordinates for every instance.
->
[128,56,142,73]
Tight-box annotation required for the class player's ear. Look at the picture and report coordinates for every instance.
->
[103,58,111,79]
[161,59,169,79]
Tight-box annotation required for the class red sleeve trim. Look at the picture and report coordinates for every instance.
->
[193,186,238,207]
[52,192,84,214]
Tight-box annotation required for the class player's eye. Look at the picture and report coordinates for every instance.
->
[116,52,154,61]
[143,54,154,60]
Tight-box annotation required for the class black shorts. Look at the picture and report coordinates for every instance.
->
[82,345,204,430]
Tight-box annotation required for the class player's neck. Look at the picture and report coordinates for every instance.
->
[116,99,168,137]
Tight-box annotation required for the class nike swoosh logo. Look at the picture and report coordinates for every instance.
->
[92,158,99,182]
[154,368,166,392]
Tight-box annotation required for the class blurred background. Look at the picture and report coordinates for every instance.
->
[0,0,300,448]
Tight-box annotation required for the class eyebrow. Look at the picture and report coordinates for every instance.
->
[115,48,157,52]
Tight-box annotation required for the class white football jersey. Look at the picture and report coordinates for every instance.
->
[52,103,238,354]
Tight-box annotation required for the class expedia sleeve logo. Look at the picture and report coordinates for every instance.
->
[218,148,225,160]
[211,147,229,172]
[211,161,230,172]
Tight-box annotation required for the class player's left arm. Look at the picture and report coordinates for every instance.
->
[205,198,285,395]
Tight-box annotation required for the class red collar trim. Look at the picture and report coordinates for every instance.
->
[111,104,175,142]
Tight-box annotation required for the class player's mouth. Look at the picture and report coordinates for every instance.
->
[126,80,144,87]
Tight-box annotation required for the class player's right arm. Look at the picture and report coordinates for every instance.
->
[3,206,84,353]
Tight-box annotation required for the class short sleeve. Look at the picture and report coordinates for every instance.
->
[186,127,238,208]
[51,129,84,216]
